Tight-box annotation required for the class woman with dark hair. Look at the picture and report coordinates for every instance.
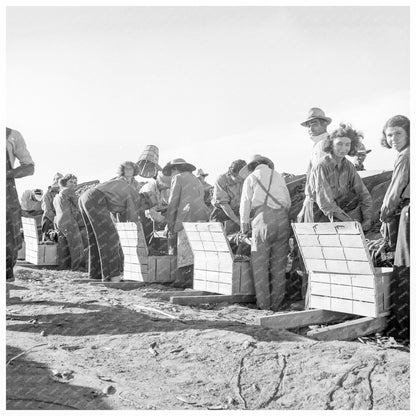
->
[112,161,142,222]
[310,123,373,230]
[211,159,248,234]
[54,173,87,271]
[380,115,410,340]
[117,161,142,189]
[379,115,410,251]
[78,173,155,281]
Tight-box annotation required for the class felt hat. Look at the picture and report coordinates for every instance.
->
[355,141,372,155]
[136,145,162,178]
[162,158,196,176]
[247,154,274,171]
[300,107,332,127]
[196,168,209,177]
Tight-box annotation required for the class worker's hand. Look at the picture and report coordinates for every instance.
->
[241,223,250,235]
[296,206,305,223]
[361,219,372,232]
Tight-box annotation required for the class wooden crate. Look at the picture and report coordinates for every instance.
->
[116,221,176,283]
[292,221,390,318]
[183,222,254,295]
[21,217,58,266]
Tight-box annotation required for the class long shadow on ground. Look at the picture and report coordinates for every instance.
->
[6,299,301,343]
[6,345,111,410]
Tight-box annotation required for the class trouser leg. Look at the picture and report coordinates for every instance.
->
[79,196,102,279]
[62,224,85,271]
[251,211,272,310]
[270,214,290,311]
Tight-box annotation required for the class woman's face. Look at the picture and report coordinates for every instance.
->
[385,126,408,152]
[124,165,135,179]
[67,178,77,188]
[332,137,351,159]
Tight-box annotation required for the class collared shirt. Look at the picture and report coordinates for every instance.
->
[140,179,170,223]
[42,185,60,222]
[96,177,142,221]
[20,190,42,212]
[6,128,34,168]
[380,146,410,221]
[240,164,291,224]
[312,154,372,221]
[305,132,328,198]
[53,187,83,228]
[212,172,243,212]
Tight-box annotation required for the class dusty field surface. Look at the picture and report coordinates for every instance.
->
[6,263,410,411]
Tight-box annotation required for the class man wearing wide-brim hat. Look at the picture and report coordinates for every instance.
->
[163,158,210,287]
[353,141,372,171]
[196,168,213,209]
[239,154,291,311]
[297,107,332,223]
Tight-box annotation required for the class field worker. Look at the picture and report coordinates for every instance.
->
[240,154,291,311]
[140,172,172,243]
[379,115,410,253]
[6,127,35,282]
[353,140,372,171]
[297,107,332,222]
[379,115,410,340]
[78,174,156,282]
[53,174,87,271]
[196,168,214,209]
[41,172,63,240]
[211,159,248,235]
[310,123,373,230]
[164,158,210,287]
[112,161,143,221]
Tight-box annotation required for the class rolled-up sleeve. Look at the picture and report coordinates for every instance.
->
[9,131,34,166]
[239,176,253,224]
[351,172,373,222]
[380,152,410,221]
[166,175,181,229]
[212,175,230,205]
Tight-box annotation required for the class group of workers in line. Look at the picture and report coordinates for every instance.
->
[6,109,410,338]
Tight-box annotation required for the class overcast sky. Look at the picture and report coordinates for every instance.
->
[6,5,410,195]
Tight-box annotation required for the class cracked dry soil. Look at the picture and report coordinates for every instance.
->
[6,264,410,410]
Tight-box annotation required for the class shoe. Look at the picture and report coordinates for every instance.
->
[108,275,122,283]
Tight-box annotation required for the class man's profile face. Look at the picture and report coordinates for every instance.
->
[306,119,327,137]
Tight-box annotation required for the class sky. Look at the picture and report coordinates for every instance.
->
[6,4,410,197]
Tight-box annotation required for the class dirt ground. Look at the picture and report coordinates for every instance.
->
[6,263,410,411]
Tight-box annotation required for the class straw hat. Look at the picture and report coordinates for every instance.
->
[162,158,196,176]
[196,168,209,178]
[136,145,162,178]
[300,107,332,127]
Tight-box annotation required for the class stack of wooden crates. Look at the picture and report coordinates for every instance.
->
[116,221,176,283]
[183,222,254,295]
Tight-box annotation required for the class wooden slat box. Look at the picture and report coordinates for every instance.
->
[183,222,254,295]
[292,222,391,318]
[21,217,58,266]
[116,221,176,283]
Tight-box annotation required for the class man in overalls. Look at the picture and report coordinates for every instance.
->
[240,155,291,311]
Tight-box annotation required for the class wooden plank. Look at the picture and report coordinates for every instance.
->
[347,261,373,275]
[306,316,387,341]
[258,309,355,329]
[352,300,377,317]
[343,247,368,261]
[322,247,345,260]
[170,294,256,305]
[88,281,147,289]
[193,279,207,291]
[302,246,324,259]
[143,290,210,300]
[325,260,349,273]
[318,235,341,246]
[310,294,331,310]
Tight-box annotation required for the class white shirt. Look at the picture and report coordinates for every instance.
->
[240,164,291,223]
